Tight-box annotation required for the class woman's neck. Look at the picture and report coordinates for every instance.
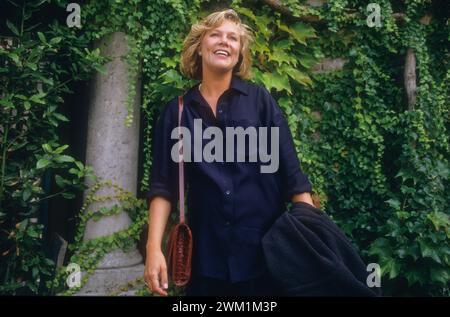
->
[200,70,233,98]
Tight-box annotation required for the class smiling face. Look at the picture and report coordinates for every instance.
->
[198,20,242,76]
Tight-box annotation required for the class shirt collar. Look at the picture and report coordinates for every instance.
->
[185,75,249,107]
[229,75,249,95]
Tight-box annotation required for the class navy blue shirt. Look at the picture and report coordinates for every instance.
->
[146,75,312,283]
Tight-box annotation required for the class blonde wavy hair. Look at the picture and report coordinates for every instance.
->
[180,9,254,80]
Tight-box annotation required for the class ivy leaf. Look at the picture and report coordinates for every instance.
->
[36,158,51,169]
[18,219,29,231]
[47,105,57,113]
[74,161,84,171]
[6,20,20,36]
[25,62,37,72]
[22,189,32,201]
[49,37,62,45]
[369,237,392,259]
[286,68,312,86]
[54,155,75,163]
[278,22,316,45]
[29,93,46,104]
[9,53,20,65]
[28,47,42,64]
[44,258,54,266]
[278,97,292,114]
[42,144,52,153]
[9,93,22,100]
[92,212,103,221]
[254,14,272,40]
[161,57,176,68]
[235,7,256,22]
[0,98,14,108]
[383,257,401,279]
[252,33,270,56]
[270,39,296,66]
[160,69,183,86]
[435,160,450,178]
[54,145,69,154]
[430,267,450,284]
[418,239,442,264]
[29,283,38,293]
[251,67,264,85]
[95,64,107,75]
[297,53,317,69]
[427,212,450,238]
[261,71,291,95]
[37,32,46,44]
[31,73,54,86]
[28,228,40,239]
[385,198,401,210]
[55,175,66,187]
[404,270,424,285]
[30,266,39,278]
[53,113,69,122]
[290,23,316,43]
[30,0,48,8]
[404,244,420,261]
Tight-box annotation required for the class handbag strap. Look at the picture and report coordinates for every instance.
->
[177,95,185,224]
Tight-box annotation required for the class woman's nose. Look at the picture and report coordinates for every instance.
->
[218,35,229,45]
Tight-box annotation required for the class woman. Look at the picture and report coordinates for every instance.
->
[144,9,315,296]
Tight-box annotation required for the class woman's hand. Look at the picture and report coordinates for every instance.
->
[291,192,316,207]
[144,247,169,296]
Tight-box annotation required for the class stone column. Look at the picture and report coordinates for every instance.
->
[77,32,144,295]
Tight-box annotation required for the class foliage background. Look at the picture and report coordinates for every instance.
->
[0,0,448,296]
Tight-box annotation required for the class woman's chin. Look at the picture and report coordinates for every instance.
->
[206,63,235,74]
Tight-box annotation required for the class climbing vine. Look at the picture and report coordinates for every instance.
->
[0,0,105,294]
[48,180,148,295]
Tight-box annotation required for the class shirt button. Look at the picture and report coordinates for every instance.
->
[225,190,231,195]
[218,109,223,114]
[225,221,231,226]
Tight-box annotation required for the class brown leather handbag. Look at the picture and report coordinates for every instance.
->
[166,95,193,287]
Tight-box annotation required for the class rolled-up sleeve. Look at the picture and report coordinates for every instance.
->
[146,101,179,209]
[262,88,312,202]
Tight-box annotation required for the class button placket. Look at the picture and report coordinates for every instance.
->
[222,179,233,226]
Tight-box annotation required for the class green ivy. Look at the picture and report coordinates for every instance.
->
[0,0,105,294]
[48,180,148,295]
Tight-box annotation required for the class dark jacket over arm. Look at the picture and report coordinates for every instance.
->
[262,202,382,296]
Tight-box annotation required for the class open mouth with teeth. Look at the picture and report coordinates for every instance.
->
[214,49,230,57]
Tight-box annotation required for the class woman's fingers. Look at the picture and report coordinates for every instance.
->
[144,251,169,296]
[161,265,169,292]
[150,269,168,296]
[144,270,153,292]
